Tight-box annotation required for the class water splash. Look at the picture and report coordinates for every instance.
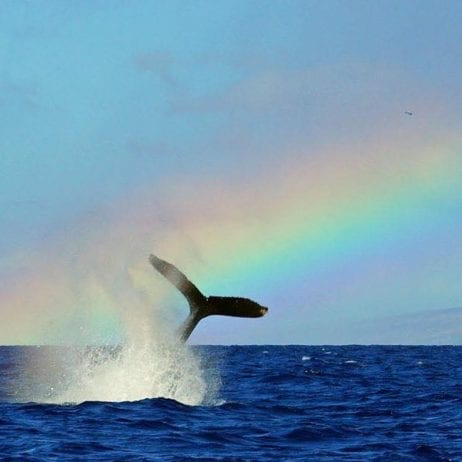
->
[57,341,207,405]
[21,310,218,406]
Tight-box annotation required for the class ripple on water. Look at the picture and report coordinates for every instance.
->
[1,345,461,461]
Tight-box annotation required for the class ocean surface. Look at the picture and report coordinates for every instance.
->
[0,345,461,461]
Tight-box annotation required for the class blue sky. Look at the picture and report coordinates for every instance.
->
[1,1,462,344]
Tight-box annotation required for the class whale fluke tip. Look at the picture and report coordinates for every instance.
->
[149,254,158,264]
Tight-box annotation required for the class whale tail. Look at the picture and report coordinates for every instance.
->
[149,254,268,341]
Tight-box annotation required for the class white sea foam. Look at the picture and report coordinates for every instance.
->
[56,341,207,406]
[344,360,357,364]
[302,356,311,361]
[25,309,218,406]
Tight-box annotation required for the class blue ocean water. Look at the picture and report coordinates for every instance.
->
[0,345,461,461]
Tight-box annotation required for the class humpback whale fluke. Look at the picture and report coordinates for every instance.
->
[149,254,268,341]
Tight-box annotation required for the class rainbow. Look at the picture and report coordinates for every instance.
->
[1,132,461,344]
[157,134,462,296]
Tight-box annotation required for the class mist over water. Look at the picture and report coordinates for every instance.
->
[17,309,217,406]
[57,340,207,406]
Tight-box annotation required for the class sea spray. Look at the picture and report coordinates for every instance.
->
[21,306,218,406]
[55,335,208,405]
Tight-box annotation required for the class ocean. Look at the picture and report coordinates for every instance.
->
[0,345,461,461]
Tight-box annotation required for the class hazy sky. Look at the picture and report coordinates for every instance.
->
[1,1,462,344]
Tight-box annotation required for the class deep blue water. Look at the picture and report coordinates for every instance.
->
[1,345,461,461]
